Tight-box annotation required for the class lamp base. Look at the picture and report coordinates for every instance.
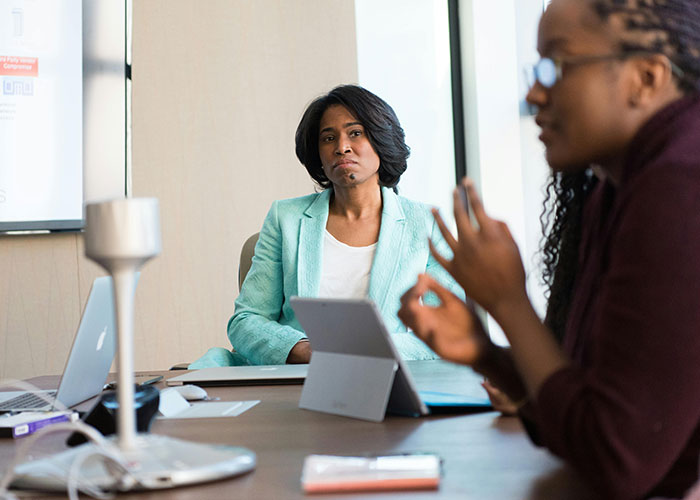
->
[11,434,255,492]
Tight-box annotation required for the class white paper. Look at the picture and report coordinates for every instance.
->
[158,389,259,419]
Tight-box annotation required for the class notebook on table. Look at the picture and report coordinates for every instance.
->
[290,297,491,422]
[0,276,119,413]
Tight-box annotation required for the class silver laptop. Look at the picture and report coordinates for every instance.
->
[166,364,308,387]
[290,297,491,422]
[0,276,117,412]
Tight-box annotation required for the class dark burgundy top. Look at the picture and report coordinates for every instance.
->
[532,94,700,499]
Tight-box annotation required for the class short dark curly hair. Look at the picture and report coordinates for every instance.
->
[295,85,410,191]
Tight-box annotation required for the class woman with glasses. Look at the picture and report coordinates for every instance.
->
[399,0,700,497]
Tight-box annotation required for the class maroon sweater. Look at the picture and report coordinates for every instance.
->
[530,94,700,499]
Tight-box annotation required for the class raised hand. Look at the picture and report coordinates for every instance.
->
[398,273,492,366]
[429,179,529,320]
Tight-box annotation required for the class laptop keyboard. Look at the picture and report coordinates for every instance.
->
[0,391,56,411]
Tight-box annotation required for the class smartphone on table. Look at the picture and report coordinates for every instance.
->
[104,374,163,390]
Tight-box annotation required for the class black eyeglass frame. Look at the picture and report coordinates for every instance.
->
[529,51,685,89]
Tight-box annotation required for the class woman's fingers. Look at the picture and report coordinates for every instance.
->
[399,276,442,343]
[498,220,515,240]
[431,208,458,251]
[420,273,458,306]
[428,239,453,275]
[463,179,496,236]
[399,279,429,325]
[482,380,519,416]
[452,185,476,241]
[397,299,419,332]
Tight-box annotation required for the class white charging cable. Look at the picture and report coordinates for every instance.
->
[0,377,136,500]
[0,419,136,500]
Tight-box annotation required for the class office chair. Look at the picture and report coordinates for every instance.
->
[169,232,260,370]
[238,232,259,291]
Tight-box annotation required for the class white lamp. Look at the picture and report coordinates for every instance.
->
[84,198,161,451]
[11,198,255,493]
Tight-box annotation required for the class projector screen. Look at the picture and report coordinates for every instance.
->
[0,0,128,232]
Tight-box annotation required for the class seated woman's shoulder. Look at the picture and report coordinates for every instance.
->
[272,191,327,213]
[395,194,433,219]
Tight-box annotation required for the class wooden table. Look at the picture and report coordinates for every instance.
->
[0,370,597,499]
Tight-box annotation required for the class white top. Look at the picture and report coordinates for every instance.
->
[318,230,377,299]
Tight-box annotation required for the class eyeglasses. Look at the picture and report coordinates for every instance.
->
[527,52,685,89]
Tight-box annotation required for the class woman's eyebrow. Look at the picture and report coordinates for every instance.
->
[319,122,363,135]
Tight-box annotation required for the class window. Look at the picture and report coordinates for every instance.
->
[355,0,457,216]
[457,0,549,343]
[355,0,549,344]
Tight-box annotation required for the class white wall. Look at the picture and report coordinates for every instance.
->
[357,0,550,344]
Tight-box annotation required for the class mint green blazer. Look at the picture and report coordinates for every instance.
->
[193,187,462,368]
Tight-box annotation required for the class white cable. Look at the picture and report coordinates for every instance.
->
[0,420,136,500]
[0,421,107,492]
[66,446,130,500]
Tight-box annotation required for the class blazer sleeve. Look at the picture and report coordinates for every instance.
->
[227,201,306,365]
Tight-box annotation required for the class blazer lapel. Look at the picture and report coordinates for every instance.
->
[297,189,331,297]
[368,187,405,311]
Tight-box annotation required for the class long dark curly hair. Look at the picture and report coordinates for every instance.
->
[540,171,596,342]
[541,0,700,341]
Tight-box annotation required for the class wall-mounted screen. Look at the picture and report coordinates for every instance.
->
[0,0,128,232]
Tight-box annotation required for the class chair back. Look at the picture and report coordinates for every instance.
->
[238,232,260,291]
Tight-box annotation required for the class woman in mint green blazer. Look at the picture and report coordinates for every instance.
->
[192,85,461,368]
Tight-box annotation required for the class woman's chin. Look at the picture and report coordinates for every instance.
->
[545,148,586,174]
[544,148,566,172]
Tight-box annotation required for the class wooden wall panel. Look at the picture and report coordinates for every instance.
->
[0,0,358,379]
[0,234,80,379]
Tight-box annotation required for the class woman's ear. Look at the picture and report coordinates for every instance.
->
[628,53,678,107]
